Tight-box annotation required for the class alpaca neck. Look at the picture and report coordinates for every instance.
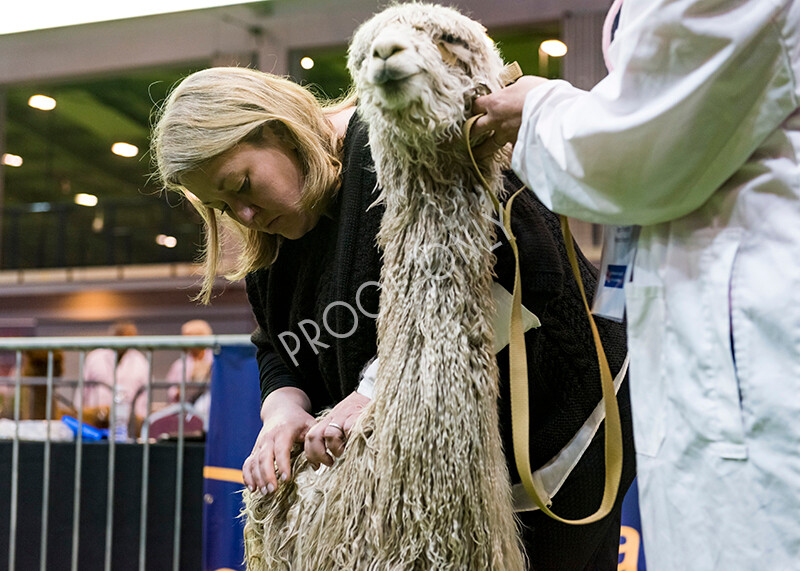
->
[369,112,501,409]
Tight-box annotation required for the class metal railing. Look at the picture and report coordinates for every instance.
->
[0,334,251,571]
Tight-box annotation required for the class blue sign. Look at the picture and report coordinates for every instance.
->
[203,345,261,571]
[604,264,627,288]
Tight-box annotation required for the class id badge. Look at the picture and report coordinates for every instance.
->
[592,225,640,322]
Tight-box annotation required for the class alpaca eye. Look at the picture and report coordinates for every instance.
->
[439,33,464,46]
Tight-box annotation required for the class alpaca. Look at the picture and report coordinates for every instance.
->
[242,4,524,569]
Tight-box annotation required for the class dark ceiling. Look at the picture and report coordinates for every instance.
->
[2,64,212,269]
[4,65,199,205]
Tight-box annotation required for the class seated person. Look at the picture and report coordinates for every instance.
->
[166,319,214,426]
[81,321,149,427]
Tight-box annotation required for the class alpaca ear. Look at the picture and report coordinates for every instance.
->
[436,39,473,71]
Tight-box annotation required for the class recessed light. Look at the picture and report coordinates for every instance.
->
[2,153,22,167]
[540,40,568,58]
[28,95,57,111]
[74,193,98,207]
[300,57,315,70]
[156,234,177,248]
[111,142,138,157]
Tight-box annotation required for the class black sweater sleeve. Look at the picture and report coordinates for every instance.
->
[253,336,302,404]
[246,269,304,404]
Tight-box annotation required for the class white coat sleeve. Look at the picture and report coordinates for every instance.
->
[512,0,797,226]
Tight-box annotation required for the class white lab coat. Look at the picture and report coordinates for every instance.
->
[511,0,800,568]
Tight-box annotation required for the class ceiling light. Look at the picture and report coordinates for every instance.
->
[540,40,568,58]
[28,95,56,111]
[300,57,315,70]
[74,193,98,207]
[2,153,23,167]
[156,234,177,248]
[111,142,139,158]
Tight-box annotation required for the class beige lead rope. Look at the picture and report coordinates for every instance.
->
[463,108,623,524]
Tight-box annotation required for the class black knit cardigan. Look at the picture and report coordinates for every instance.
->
[246,112,632,478]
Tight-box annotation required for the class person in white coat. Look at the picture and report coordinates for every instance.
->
[472,0,800,569]
[82,321,150,421]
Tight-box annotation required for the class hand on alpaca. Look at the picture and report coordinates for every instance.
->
[472,75,550,158]
[304,391,371,467]
[242,387,315,494]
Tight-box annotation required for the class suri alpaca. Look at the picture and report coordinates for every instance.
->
[242,4,525,569]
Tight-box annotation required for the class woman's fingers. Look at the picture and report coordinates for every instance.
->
[324,422,347,457]
[242,453,257,491]
[272,430,296,485]
[304,391,370,462]
[254,444,276,494]
[244,388,316,493]
[305,419,346,462]
[304,421,334,467]
[242,433,277,494]
[243,416,314,494]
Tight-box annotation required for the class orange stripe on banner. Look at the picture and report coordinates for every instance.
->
[203,466,244,484]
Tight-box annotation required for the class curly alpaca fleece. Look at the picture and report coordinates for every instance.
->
[242,4,524,569]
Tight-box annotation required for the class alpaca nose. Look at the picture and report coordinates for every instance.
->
[371,36,410,60]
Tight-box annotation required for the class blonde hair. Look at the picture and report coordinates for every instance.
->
[151,67,355,303]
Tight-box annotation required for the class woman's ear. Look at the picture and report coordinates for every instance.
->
[262,121,297,150]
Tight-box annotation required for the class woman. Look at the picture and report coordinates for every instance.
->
[152,66,634,570]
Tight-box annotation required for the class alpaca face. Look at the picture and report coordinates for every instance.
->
[360,24,432,110]
[348,3,505,131]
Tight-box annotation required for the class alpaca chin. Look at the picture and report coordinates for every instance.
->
[369,75,424,111]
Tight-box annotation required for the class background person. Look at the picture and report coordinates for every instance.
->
[0,349,65,420]
[166,319,214,425]
[472,0,800,568]
[166,319,214,386]
[21,348,64,420]
[152,66,634,569]
[81,320,149,426]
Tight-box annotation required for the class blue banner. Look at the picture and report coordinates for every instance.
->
[203,345,261,571]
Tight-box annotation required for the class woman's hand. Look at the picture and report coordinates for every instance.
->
[471,75,550,158]
[304,391,371,468]
[242,387,314,495]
